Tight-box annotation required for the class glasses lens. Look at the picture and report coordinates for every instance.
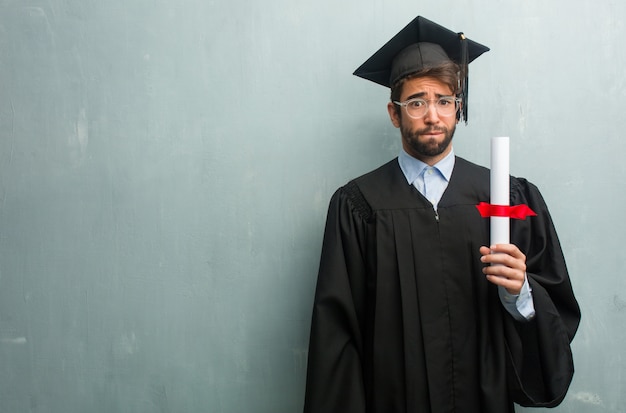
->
[406,99,427,118]
[436,98,457,117]
[402,98,458,119]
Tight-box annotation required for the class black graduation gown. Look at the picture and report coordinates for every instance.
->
[303,157,580,413]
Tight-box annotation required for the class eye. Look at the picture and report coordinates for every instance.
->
[407,99,426,109]
[437,98,455,107]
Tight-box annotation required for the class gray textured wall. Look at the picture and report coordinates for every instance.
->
[0,0,622,412]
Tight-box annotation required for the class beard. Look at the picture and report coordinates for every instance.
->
[401,123,456,158]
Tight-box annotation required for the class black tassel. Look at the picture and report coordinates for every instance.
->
[459,32,469,123]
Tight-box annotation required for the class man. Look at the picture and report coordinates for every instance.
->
[303,16,580,413]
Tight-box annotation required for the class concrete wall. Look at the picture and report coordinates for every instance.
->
[0,0,622,411]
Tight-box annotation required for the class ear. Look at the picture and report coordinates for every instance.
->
[387,102,401,128]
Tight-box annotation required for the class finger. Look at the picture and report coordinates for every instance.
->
[483,264,525,281]
[485,274,524,294]
[482,257,522,274]
[480,246,527,272]
[479,246,492,257]
[482,253,526,272]
[489,244,525,260]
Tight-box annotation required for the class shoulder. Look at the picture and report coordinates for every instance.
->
[328,159,402,220]
[349,159,421,210]
[353,158,404,187]
[331,180,375,223]
[329,158,422,216]
[510,176,547,207]
[455,156,490,174]
[451,157,546,205]
[438,156,490,205]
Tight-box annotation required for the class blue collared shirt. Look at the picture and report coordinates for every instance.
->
[397,147,535,321]
[398,148,455,211]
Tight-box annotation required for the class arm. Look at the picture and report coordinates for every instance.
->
[303,187,369,413]
[499,178,581,407]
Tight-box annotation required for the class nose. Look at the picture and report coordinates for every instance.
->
[422,102,440,124]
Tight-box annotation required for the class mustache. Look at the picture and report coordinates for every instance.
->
[416,126,448,134]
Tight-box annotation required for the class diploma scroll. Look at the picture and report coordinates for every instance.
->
[490,137,510,245]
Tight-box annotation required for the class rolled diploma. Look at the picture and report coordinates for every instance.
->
[490,137,510,245]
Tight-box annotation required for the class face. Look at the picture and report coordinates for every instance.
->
[387,76,459,165]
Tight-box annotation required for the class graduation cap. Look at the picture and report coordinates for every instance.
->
[353,16,489,122]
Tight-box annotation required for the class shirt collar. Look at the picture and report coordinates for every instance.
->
[398,147,455,185]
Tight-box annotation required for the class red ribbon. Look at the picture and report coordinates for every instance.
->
[476,202,537,220]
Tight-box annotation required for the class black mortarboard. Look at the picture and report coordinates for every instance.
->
[353,16,489,122]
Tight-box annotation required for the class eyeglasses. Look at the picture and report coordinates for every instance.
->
[393,97,461,119]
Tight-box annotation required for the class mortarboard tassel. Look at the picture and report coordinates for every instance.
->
[459,32,469,123]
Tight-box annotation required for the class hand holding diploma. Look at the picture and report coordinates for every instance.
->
[480,244,527,295]
[477,137,534,295]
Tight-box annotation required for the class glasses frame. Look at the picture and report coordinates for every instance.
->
[393,97,461,120]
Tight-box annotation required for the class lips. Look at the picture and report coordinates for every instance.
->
[423,128,445,135]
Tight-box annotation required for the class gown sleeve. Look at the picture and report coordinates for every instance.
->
[303,184,370,413]
[506,178,581,407]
